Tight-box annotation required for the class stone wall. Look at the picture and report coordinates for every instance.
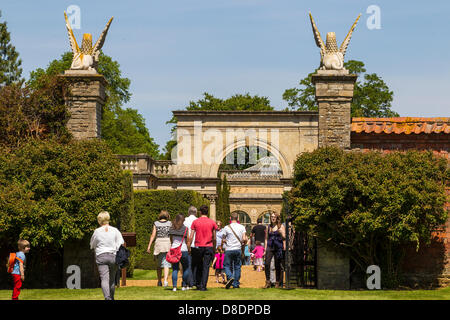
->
[63,237,100,289]
[312,70,357,149]
[316,242,350,289]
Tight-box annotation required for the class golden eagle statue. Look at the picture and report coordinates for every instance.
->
[64,12,113,71]
[309,12,361,71]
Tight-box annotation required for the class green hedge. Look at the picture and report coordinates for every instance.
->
[0,139,133,288]
[134,190,209,269]
[118,170,135,277]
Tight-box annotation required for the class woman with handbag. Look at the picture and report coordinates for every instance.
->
[264,212,285,288]
[168,214,191,291]
[146,210,172,287]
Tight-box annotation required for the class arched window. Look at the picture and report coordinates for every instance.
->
[259,211,275,226]
[231,210,252,234]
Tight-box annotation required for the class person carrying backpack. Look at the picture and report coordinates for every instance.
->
[7,239,30,300]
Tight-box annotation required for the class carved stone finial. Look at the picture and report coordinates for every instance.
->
[309,12,361,71]
[64,12,113,72]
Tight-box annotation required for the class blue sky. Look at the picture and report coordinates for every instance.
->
[2,0,450,149]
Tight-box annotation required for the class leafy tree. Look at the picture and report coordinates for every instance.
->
[0,138,131,249]
[0,11,23,86]
[28,52,159,156]
[0,74,70,149]
[164,92,274,160]
[215,174,231,226]
[289,147,448,287]
[282,60,399,117]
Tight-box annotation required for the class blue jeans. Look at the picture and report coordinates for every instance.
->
[172,251,191,288]
[224,250,242,288]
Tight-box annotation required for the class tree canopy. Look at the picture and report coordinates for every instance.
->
[282,60,399,117]
[0,138,131,248]
[289,146,448,286]
[0,73,70,149]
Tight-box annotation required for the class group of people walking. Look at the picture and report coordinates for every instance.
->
[87,206,287,300]
[145,205,287,292]
[9,206,286,300]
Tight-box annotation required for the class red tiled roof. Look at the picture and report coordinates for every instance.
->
[351,117,450,134]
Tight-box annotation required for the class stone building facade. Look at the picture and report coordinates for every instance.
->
[65,67,449,288]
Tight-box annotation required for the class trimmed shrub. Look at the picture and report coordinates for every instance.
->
[0,138,133,288]
[289,146,448,287]
[118,170,135,277]
[134,190,209,269]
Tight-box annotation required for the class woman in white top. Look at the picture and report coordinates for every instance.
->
[169,214,191,291]
[90,211,124,300]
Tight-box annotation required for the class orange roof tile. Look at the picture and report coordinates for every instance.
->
[351,117,450,134]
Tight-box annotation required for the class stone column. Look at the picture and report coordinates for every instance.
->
[206,194,218,221]
[62,70,107,140]
[312,69,357,290]
[312,69,357,149]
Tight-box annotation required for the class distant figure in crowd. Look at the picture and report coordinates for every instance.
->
[188,205,217,291]
[215,220,226,250]
[147,210,172,287]
[222,212,247,289]
[10,239,30,300]
[264,212,285,288]
[90,211,124,300]
[184,205,198,287]
[243,243,251,265]
[169,214,191,291]
[212,245,226,283]
[252,240,265,272]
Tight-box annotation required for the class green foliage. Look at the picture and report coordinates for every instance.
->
[28,52,159,157]
[0,74,71,149]
[282,60,399,117]
[290,147,448,287]
[118,170,136,277]
[0,11,23,86]
[102,107,159,158]
[133,190,209,269]
[0,139,131,249]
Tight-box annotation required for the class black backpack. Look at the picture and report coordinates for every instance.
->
[115,245,130,269]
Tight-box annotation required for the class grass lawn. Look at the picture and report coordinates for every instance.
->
[1,286,449,300]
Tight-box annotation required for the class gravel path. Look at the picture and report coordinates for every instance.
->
[125,265,267,288]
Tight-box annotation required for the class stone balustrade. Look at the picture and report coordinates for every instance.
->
[221,170,282,180]
[116,154,174,177]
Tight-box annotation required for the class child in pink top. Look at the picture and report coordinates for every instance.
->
[252,241,265,272]
[212,246,226,283]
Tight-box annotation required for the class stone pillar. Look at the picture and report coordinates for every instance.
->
[312,69,357,290]
[206,194,218,221]
[311,69,357,149]
[63,70,107,140]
